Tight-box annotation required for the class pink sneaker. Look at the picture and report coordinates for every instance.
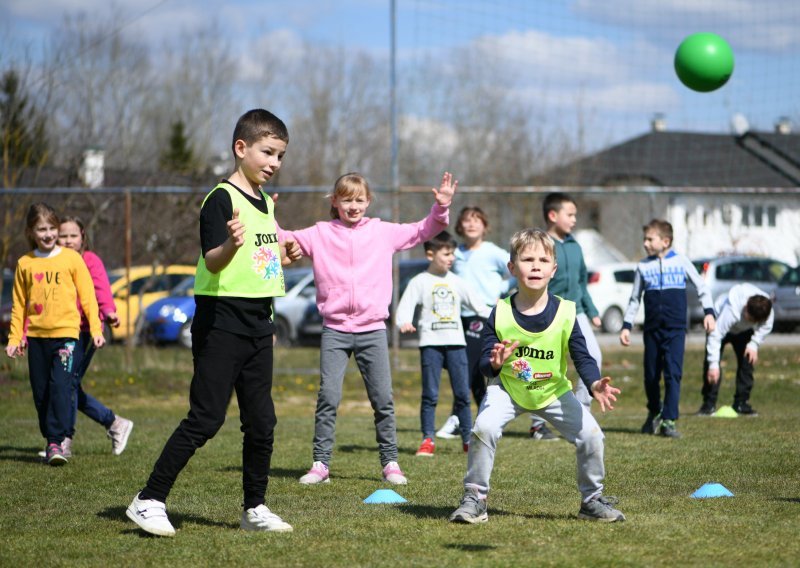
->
[299,461,330,485]
[382,461,407,485]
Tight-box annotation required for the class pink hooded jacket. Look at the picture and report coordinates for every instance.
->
[278,203,448,333]
[79,251,117,332]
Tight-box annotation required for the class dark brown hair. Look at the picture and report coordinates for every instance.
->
[746,295,772,323]
[455,206,489,237]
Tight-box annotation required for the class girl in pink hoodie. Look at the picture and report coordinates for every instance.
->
[58,216,133,456]
[280,172,456,485]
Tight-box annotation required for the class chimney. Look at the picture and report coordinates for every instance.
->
[775,116,792,135]
[79,147,105,189]
[651,113,666,132]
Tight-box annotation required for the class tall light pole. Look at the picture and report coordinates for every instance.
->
[389,0,401,355]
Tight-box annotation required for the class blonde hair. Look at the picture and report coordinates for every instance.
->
[328,172,373,219]
[509,228,554,261]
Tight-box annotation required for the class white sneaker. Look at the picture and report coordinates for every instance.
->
[435,415,459,439]
[299,461,330,485]
[240,504,293,532]
[108,416,133,455]
[126,493,175,537]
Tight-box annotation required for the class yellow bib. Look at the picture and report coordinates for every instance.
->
[495,296,575,410]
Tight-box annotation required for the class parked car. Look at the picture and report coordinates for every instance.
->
[772,265,800,331]
[298,258,430,344]
[586,263,645,333]
[686,256,791,324]
[143,267,316,348]
[107,264,197,341]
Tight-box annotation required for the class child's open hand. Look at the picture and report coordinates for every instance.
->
[591,376,621,412]
[619,328,630,346]
[703,314,716,333]
[490,339,519,371]
[227,208,246,248]
[399,323,416,334]
[706,367,721,384]
[431,172,458,207]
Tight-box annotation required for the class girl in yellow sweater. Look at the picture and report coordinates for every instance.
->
[5,203,104,465]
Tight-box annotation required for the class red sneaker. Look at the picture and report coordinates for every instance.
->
[415,437,435,456]
[463,442,469,453]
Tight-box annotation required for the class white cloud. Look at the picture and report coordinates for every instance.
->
[573,0,800,51]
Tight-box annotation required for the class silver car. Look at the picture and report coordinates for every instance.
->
[772,266,800,331]
[686,256,791,324]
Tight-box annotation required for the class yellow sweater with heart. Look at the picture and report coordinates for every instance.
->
[8,247,101,344]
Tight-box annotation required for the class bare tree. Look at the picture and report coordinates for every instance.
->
[278,45,390,186]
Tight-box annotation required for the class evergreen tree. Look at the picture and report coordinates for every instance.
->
[159,120,196,174]
[0,69,48,173]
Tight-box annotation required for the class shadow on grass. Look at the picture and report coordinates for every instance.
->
[597,426,646,435]
[443,543,497,552]
[775,497,800,504]
[98,505,237,534]
[397,503,567,521]
[0,445,46,464]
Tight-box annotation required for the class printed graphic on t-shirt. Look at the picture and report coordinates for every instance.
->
[31,269,63,313]
[641,265,686,290]
[431,283,459,330]
[252,247,281,280]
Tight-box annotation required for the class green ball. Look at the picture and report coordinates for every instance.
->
[674,33,734,92]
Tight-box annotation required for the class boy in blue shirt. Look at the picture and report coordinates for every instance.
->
[449,229,624,524]
[620,219,715,438]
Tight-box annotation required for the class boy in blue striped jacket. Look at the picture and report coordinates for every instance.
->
[619,219,715,438]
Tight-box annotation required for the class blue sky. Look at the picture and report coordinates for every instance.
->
[3,0,800,150]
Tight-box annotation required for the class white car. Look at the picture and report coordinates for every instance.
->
[587,262,644,333]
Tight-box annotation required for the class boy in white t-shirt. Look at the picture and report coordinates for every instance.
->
[396,231,491,456]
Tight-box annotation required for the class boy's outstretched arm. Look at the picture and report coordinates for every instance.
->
[431,171,457,208]
[591,377,621,412]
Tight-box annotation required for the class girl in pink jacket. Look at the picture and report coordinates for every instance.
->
[58,216,133,457]
[280,172,456,486]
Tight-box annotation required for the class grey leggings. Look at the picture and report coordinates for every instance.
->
[310,327,398,467]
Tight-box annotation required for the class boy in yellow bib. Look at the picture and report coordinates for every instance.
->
[449,229,625,523]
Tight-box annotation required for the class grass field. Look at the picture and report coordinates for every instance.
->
[1,341,799,567]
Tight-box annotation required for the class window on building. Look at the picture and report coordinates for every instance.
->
[767,206,777,227]
[741,205,750,226]
[753,205,763,227]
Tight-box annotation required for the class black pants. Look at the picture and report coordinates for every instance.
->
[702,329,755,407]
[142,327,276,509]
[461,315,487,410]
[27,337,83,445]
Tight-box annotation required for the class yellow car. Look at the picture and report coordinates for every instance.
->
[107,264,196,341]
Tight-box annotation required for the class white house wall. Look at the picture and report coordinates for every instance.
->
[669,194,800,266]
